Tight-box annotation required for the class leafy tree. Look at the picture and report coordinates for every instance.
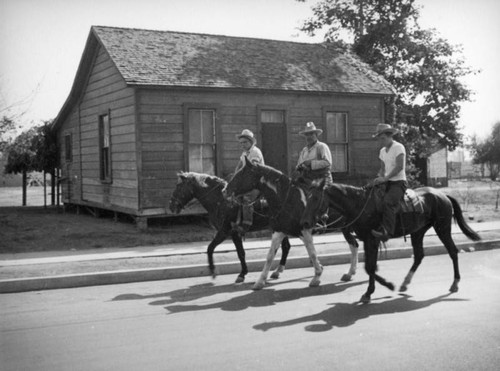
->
[3,121,59,205]
[469,122,500,180]
[299,0,477,172]
[0,116,17,153]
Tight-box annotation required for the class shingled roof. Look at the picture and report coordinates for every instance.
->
[91,26,394,95]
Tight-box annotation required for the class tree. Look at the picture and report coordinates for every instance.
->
[469,122,500,180]
[0,116,17,153]
[3,121,59,205]
[299,0,477,171]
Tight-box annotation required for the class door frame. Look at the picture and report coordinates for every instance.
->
[256,105,290,175]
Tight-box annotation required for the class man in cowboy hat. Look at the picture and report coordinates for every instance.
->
[233,129,264,234]
[296,121,333,186]
[371,123,408,241]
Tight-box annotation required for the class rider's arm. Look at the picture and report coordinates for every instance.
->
[310,143,332,170]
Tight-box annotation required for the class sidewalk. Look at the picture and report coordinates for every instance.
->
[1,221,499,293]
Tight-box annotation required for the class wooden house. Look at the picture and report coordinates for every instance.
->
[52,26,394,227]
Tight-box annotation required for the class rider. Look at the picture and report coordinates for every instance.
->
[371,123,408,241]
[233,129,264,234]
[295,121,333,187]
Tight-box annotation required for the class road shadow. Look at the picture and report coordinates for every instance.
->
[163,280,367,314]
[110,276,312,305]
[253,293,470,332]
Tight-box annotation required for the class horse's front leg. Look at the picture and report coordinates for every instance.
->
[301,229,323,287]
[207,230,229,278]
[253,231,285,290]
[270,237,291,279]
[231,231,248,283]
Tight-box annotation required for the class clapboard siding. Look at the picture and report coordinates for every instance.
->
[58,45,139,211]
[135,88,384,209]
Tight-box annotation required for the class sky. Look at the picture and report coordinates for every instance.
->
[1,0,499,140]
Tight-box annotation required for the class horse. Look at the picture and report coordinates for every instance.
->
[300,180,481,303]
[223,157,359,290]
[169,172,292,283]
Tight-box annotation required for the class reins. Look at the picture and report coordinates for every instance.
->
[314,185,375,231]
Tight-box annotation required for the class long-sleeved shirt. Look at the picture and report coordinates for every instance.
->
[297,141,332,171]
[235,145,264,172]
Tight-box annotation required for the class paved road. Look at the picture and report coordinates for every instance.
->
[2,250,500,371]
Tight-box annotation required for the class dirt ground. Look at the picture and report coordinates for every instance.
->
[1,179,499,254]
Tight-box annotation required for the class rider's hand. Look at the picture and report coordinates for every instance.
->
[373,177,386,185]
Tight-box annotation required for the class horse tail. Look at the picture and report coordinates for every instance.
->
[447,195,481,241]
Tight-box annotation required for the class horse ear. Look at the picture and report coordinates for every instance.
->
[244,156,252,167]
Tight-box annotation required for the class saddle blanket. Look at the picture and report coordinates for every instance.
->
[400,189,424,214]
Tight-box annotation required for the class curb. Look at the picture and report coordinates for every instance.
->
[1,239,499,294]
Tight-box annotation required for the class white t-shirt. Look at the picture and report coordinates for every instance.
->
[379,141,406,181]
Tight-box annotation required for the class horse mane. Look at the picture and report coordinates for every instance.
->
[253,163,289,191]
[178,172,227,188]
[323,182,368,208]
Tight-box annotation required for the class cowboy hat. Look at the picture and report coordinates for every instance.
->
[372,123,399,137]
[299,122,323,136]
[236,129,256,144]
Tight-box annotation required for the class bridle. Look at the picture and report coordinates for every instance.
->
[171,180,225,212]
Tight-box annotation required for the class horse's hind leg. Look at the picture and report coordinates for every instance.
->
[271,236,290,279]
[435,223,461,292]
[231,231,248,283]
[341,229,359,282]
[400,227,429,292]
[300,229,323,287]
[253,231,285,290]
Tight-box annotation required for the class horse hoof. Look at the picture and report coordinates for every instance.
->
[360,294,371,304]
[252,281,265,290]
[270,271,280,279]
[340,274,352,282]
[309,278,321,287]
[399,285,408,292]
[235,276,245,284]
[449,284,459,293]
[387,282,395,291]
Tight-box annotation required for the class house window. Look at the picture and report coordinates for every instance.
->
[99,113,111,182]
[325,112,348,172]
[64,134,72,162]
[187,109,216,174]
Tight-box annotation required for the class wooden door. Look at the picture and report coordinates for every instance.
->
[261,121,288,174]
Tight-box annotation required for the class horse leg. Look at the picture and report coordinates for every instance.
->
[341,229,359,282]
[300,229,323,287]
[253,231,285,290]
[400,228,428,292]
[271,236,290,279]
[231,231,248,283]
[435,222,461,293]
[360,238,394,303]
[207,230,229,278]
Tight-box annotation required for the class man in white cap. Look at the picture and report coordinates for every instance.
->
[233,129,264,234]
[296,121,333,186]
[371,123,408,241]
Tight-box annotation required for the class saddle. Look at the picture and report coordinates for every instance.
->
[400,189,424,214]
[373,185,424,214]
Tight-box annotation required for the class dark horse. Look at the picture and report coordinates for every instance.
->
[169,172,291,283]
[300,180,481,303]
[224,157,359,290]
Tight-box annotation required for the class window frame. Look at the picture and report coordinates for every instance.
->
[183,103,221,176]
[323,109,350,174]
[98,112,112,183]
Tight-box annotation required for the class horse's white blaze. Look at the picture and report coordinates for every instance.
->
[298,187,307,207]
[259,176,278,194]
[254,231,285,289]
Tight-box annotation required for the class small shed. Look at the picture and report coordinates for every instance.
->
[52,26,394,227]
